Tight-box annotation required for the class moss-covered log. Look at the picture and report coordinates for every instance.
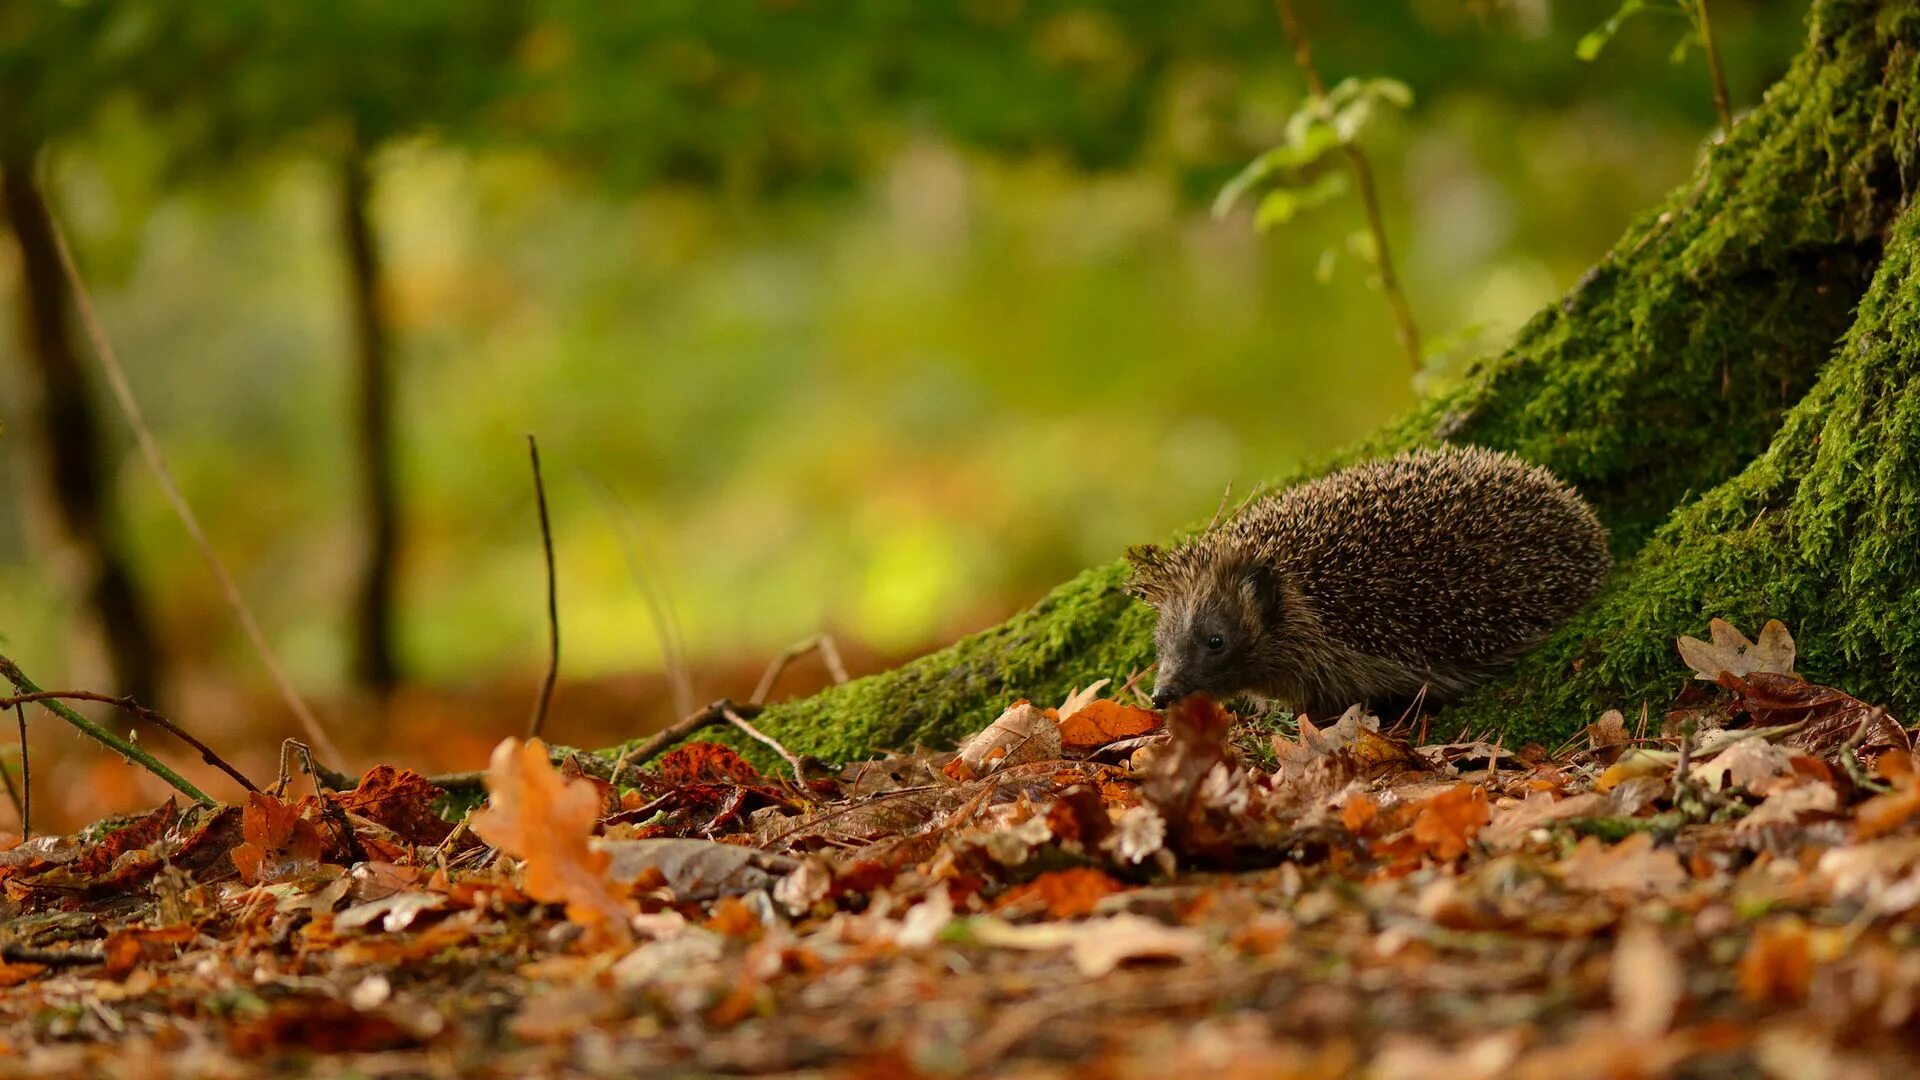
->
[613,0,1920,764]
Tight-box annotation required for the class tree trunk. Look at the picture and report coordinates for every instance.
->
[617,0,1920,763]
[340,146,401,693]
[1,153,165,706]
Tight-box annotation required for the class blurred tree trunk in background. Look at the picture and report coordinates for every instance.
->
[1,154,164,705]
[340,144,400,693]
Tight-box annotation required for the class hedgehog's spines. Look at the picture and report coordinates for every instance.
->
[1138,444,1611,716]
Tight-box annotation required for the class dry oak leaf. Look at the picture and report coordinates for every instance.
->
[1558,832,1688,896]
[1677,618,1796,681]
[1057,699,1163,751]
[1854,752,1920,840]
[232,792,326,885]
[1410,784,1491,862]
[470,737,633,947]
[957,701,1062,777]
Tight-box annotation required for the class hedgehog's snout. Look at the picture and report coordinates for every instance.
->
[1149,671,1191,709]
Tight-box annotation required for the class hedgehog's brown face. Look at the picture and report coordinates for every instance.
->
[1126,545,1277,709]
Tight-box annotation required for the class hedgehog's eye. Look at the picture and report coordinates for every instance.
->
[1206,633,1225,651]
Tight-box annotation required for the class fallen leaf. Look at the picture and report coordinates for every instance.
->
[1737,782,1839,831]
[1056,680,1112,719]
[659,743,765,787]
[1410,784,1491,862]
[993,867,1126,918]
[958,701,1062,776]
[1689,735,1795,794]
[231,793,326,885]
[1737,919,1811,1005]
[1057,699,1163,751]
[1595,748,1676,793]
[1588,710,1631,750]
[1677,618,1796,680]
[1558,833,1688,896]
[598,838,797,900]
[1727,672,1910,760]
[470,737,632,947]
[967,913,1205,976]
[1612,920,1683,1037]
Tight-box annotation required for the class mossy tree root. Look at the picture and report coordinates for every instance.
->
[607,0,1920,766]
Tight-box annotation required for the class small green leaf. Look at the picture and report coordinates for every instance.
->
[1254,172,1349,232]
[1212,123,1341,219]
[1365,78,1414,109]
[1576,0,1649,61]
[1668,29,1701,64]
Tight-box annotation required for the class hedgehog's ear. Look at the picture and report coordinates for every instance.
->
[1124,544,1169,604]
[1239,563,1283,625]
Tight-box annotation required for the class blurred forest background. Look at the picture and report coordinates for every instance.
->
[1,0,1803,828]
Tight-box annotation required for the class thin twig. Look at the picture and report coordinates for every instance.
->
[579,470,696,720]
[526,435,560,740]
[3,703,26,837]
[1273,0,1422,372]
[42,198,343,766]
[0,655,210,803]
[0,689,260,793]
[1694,0,1734,137]
[275,738,356,796]
[720,704,809,784]
[751,634,851,706]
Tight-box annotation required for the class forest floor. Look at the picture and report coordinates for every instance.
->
[1,619,1918,1078]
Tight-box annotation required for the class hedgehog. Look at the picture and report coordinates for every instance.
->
[1126,445,1611,718]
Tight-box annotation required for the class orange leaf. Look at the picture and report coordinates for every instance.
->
[1341,793,1379,837]
[1057,699,1163,750]
[470,737,633,947]
[1737,919,1811,1005]
[993,867,1126,918]
[1410,784,1490,862]
[232,792,325,885]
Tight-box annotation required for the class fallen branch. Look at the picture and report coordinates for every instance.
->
[0,655,211,804]
[526,434,560,740]
[0,689,260,794]
[43,201,344,766]
[721,703,809,784]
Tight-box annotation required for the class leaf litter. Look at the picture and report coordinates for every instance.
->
[1,619,1918,1075]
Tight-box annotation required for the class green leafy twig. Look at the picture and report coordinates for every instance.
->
[1578,0,1733,136]
[1219,0,1422,371]
[0,655,213,804]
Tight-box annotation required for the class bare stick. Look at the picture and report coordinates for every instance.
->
[721,704,809,784]
[579,471,696,720]
[526,435,560,740]
[752,634,851,706]
[1273,0,1422,372]
[3,703,26,836]
[0,655,210,803]
[1694,0,1734,137]
[0,688,259,793]
[275,738,356,797]
[42,203,343,766]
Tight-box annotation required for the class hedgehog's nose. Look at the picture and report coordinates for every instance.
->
[1151,684,1181,709]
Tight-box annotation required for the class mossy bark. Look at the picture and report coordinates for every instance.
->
[611,0,1920,765]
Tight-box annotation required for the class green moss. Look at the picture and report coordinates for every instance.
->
[604,0,1920,767]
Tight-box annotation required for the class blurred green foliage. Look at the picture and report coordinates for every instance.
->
[0,1,1806,699]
